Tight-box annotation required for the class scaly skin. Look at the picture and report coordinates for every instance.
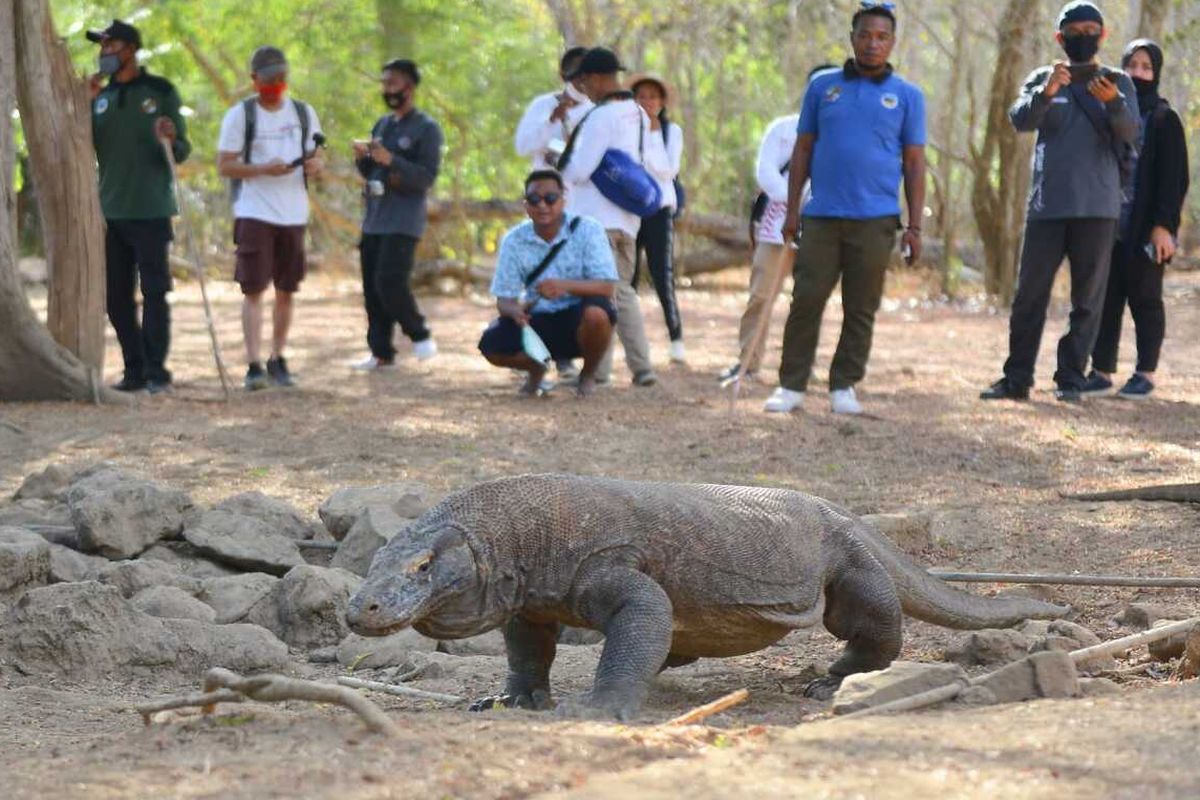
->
[346,475,1069,720]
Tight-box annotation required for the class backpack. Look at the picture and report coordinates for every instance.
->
[230,96,311,202]
[558,101,662,218]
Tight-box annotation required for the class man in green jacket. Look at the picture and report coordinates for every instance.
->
[88,20,191,393]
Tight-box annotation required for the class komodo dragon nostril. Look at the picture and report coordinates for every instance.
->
[367,603,380,613]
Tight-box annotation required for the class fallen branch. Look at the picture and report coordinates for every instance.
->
[834,681,966,720]
[336,675,464,704]
[928,570,1200,589]
[1070,617,1200,667]
[663,688,749,726]
[135,689,245,724]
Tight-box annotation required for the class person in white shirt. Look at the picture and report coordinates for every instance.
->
[559,48,670,387]
[631,74,686,363]
[514,47,594,171]
[217,46,323,390]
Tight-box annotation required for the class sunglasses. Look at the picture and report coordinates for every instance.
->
[524,191,562,207]
[860,1,896,9]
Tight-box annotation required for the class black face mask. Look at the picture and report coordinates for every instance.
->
[1131,77,1156,98]
[1062,33,1101,64]
[383,90,408,110]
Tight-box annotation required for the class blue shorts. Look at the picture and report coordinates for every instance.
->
[478,297,617,361]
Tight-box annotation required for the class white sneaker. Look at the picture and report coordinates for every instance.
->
[669,340,687,363]
[350,354,395,371]
[412,339,438,361]
[763,387,805,413]
[830,387,863,415]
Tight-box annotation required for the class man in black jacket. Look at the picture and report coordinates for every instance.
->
[1084,39,1189,400]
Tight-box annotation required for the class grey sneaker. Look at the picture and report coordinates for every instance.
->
[632,370,658,387]
[266,356,295,388]
[245,362,269,391]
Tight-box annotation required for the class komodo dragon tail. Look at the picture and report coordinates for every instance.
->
[852,523,1071,630]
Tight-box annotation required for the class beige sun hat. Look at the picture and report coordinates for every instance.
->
[627,72,675,107]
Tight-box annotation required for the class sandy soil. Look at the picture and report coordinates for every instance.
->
[2,268,1199,798]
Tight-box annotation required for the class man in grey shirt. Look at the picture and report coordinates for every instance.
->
[352,58,444,370]
[982,1,1138,403]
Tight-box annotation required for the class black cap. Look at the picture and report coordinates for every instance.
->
[85,19,141,49]
[1058,1,1104,29]
[568,47,626,78]
[250,46,289,79]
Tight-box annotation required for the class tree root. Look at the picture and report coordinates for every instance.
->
[135,669,399,736]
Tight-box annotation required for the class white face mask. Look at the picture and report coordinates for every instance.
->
[564,82,589,104]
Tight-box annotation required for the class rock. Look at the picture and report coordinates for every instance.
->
[1078,677,1121,698]
[67,468,193,559]
[860,511,933,554]
[435,629,507,657]
[197,573,279,625]
[1020,620,1115,670]
[0,527,51,602]
[945,628,1032,667]
[140,542,240,579]
[318,482,436,540]
[132,585,218,623]
[329,505,410,577]
[1183,629,1200,679]
[13,464,72,502]
[832,661,967,715]
[308,646,339,664]
[1,582,287,677]
[1115,602,1193,631]
[996,584,1063,605]
[558,626,605,645]
[247,565,362,649]
[0,500,75,546]
[183,509,304,576]
[214,492,319,541]
[337,630,437,670]
[969,650,1080,704]
[47,544,108,583]
[1147,620,1200,662]
[98,559,202,598]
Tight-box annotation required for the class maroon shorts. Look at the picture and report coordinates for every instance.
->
[234,218,307,295]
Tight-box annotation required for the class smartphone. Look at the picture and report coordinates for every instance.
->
[1068,63,1099,82]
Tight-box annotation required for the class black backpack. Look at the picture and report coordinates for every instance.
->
[230,96,311,202]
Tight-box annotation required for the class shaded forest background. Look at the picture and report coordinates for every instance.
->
[17,0,1200,301]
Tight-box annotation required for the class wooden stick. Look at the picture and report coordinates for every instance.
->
[135,689,245,724]
[834,681,965,720]
[663,688,750,726]
[202,669,398,735]
[1070,617,1200,666]
[929,570,1200,589]
[336,676,464,704]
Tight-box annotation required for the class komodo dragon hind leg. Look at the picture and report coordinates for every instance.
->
[468,616,557,712]
[805,562,903,701]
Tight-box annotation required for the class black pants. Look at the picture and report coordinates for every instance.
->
[359,233,430,360]
[634,207,683,342]
[1003,218,1116,391]
[1091,241,1165,374]
[105,218,173,383]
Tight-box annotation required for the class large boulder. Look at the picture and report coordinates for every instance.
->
[1115,602,1194,631]
[0,582,288,678]
[183,509,305,576]
[132,585,218,623]
[0,500,75,547]
[329,505,410,577]
[98,559,203,598]
[13,464,73,502]
[47,544,108,583]
[214,492,319,541]
[0,527,51,603]
[336,630,437,670]
[832,661,967,715]
[67,468,193,559]
[140,541,240,579]
[198,573,279,624]
[318,482,435,541]
[247,565,362,649]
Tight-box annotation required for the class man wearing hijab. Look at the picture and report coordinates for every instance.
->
[1083,39,1189,399]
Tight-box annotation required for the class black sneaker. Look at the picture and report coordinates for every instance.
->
[1117,373,1155,400]
[111,374,147,392]
[1080,371,1114,397]
[717,363,742,383]
[979,378,1028,401]
[266,356,295,388]
[146,379,173,396]
[1055,387,1083,403]
[245,362,269,391]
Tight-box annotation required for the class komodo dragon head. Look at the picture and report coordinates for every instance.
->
[346,521,505,640]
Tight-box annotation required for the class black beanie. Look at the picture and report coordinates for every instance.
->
[1057,1,1104,29]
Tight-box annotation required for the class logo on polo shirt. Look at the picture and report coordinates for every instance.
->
[824,85,843,103]
[880,93,899,110]
[398,136,412,150]
[141,97,159,115]
[94,97,109,115]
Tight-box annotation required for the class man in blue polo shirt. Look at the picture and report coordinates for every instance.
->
[479,170,618,398]
[766,2,926,415]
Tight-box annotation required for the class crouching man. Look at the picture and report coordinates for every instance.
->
[479,170,617,397]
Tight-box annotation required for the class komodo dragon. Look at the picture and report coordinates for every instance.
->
[346,474,1069,719]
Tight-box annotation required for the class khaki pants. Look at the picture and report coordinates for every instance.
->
[778,216,897,392]
[738,242,796,373]
[598,230,653,380]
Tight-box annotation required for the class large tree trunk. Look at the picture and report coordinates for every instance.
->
[1136,0,1170,41]
[14,0,106,370]
[0,0,119,402]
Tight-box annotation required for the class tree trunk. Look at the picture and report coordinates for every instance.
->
[0,0,119,402]
[1137,0,1169,41]
[14,0,106,370]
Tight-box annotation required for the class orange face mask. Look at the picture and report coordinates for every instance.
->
[255,80,286,103]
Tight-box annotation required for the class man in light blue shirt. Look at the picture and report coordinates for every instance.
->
[479,170,618,397]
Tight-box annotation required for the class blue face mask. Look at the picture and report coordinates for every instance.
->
[98,52,122,76]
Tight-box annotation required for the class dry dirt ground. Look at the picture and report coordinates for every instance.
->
[2,268,1200,798]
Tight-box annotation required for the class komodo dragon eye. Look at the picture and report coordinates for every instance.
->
[410,556,433,574]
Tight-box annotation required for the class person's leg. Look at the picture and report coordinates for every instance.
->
[242,292,265,365]
[234,219,274,367]
[643,209,683,343]
[828,216,896,391]
[777,218,842,393]
[272,291,294,358]
[1090,241,1128,376]
[1125,245,1165,376]
[576,301,616,396]
[599,230,653,382]
[376,233,432,344]
[1053,218,1117,391]
[104,220,146,385]
[739,243,794,374]
[1002,220,1068,390]
[268,223,306,360]
[359,235,396,361]
[131,218,174,385]
[478,315,544,395]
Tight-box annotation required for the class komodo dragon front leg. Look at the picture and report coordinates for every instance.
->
[469,616,558,711]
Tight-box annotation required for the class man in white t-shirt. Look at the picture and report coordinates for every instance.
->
[217,46,323,390]
[515,47,594,171]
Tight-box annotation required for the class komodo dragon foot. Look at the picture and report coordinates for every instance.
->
[469,689,553,712]
[802,675,843,701]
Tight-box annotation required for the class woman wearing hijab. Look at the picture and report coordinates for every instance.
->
[631,74,687,363]
[1085,39,1189,399]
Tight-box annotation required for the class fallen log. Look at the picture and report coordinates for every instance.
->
[1066,483,1200,504]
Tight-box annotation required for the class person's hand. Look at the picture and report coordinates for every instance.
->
[647,113,661,131]
[154,116,176,143]
[536,278,568,300]
[782,211,800,246]
[1088,74,1119,104]
[550,94,577,123]
[368,140,393,167]
[352,139,370,159]
[1150,226,1176,264]
[1044,61,1071,98]
[88,73,104,100]
[259,159,293,177]
[303,154,324,178]
[901,228,922,266]
[505,305,531,326]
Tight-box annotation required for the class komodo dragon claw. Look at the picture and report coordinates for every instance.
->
[468,691,553,712]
